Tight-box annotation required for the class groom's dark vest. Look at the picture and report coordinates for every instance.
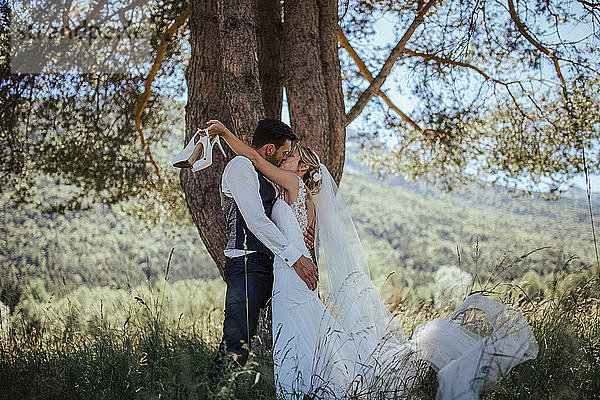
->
[221,167,276,258]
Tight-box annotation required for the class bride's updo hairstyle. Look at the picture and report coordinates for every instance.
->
[297,145,322,195]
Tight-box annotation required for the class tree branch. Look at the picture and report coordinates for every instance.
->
[81,0,109,26]
[60,0,74,33]
[507,0,567,90]
[65,0,141,37]
[133,2,191,188]
[576,0,600,7]
[402,47,566,127]
[338,26,422,131]
[344,0,437,125]
[402,48,517,87]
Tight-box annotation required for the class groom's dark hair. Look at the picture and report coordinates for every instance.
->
[252,119,297,149]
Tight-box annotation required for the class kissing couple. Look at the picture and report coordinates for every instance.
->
[174,119,538,399]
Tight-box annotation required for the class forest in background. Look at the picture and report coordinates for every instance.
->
[2,137,597,314]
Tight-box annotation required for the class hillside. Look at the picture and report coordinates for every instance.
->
[341,173,595,285]
[0,191,217,289]
[2,147,597,294]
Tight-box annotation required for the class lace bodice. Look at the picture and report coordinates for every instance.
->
[272,176,312,262]
[290,177,309,235]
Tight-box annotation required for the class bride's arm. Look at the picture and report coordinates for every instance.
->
[205,119,299,193]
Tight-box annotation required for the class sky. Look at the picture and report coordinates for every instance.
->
[337,12,600,194]
[283,73,600,194]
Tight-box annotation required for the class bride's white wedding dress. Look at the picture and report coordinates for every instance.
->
[270,169,538,400]
[271,177,358,398]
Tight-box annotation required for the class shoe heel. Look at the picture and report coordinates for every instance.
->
[192,132,228,172]
[214,136,227,157]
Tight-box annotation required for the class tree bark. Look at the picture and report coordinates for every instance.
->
[181,0,230,278]
[317,0,346,183]
[253,0,284,119]
[218,0,265,142]
[218,0,272,355]
[283,0,330,162]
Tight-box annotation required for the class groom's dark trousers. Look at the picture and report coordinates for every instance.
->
[218,251,274,367]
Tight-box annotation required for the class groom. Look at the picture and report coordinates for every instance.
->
[216,118,318,369]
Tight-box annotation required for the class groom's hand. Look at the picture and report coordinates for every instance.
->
[293,255,318,291]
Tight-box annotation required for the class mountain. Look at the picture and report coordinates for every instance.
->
[1,140,597,293]
[342,142,596,284]
[562,186,600,204]
[344,141,600,204]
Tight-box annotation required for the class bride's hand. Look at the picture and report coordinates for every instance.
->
[205,119,231,138]
[304,226,315,251]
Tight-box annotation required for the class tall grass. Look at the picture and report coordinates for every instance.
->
[0,273,274,400]
[0,258,598,399]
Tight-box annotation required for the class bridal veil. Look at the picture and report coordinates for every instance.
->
[311,163,539,399]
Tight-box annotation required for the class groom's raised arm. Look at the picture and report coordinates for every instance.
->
[222,156,302,267]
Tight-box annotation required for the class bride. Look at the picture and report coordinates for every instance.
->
[204,120,539,400]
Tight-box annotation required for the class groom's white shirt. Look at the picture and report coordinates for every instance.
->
[221,156,302,267]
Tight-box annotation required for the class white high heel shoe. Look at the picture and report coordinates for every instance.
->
[172,129,207,168]
[192,135,227,172]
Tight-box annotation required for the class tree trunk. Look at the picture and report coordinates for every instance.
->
[218,0,272,356]
[283,0,346,183]
[317,0,346,184]
[182,0,347,276]
[181,0,231,278]
[253,0,284,119]
[283,0,330,161]
[218,0,265,142]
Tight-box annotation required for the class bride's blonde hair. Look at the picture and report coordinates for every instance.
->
[297,145,322,195]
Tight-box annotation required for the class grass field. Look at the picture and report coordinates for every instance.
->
[1,261,598,400]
